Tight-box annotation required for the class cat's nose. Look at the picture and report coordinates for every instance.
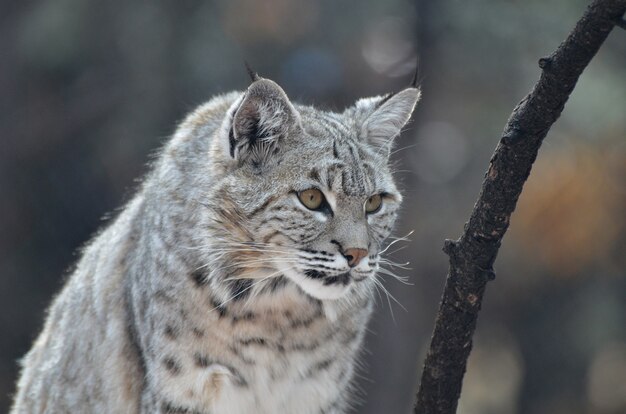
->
[342,248,368,268]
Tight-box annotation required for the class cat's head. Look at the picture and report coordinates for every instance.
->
[207,76,419,301]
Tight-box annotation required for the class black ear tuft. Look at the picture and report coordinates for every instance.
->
[410,59,420,88]
[375,61,419,110]
[244,61,261,82]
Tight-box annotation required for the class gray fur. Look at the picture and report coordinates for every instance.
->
[11,77,420,414]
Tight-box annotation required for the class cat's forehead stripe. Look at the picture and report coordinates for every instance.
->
[321,113,351,137]
[317,142,373,197]
[316,116,343,142]
[300,110,378,197]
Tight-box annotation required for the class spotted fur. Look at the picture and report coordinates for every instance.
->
[11,77,420,414]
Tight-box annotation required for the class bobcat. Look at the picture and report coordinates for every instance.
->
[11,73,420,414]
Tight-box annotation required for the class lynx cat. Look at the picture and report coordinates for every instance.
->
[11,73,420,414]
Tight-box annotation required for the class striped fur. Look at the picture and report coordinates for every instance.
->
[11,78,420,414]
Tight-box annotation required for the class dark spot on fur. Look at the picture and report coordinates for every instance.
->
[194,353,211,368]
[239,337,268,347]
[228,345,256,365]
[290,312,322,329]
[251,159,261,172]
[323,272,351,286]
[229,279,252,301]
[265,276,288,293]
[163,357,182,375]
[231,311,256,325]
[164,324,179,340]
[192,327,205,338]
[162,401,202,414]
[309,168,321,182]
[315,358,334,372]
[288,339,321,352]
[210,298,228,317]
[303,358,335,379]
[304,269,326,279]
[190,270,207,287]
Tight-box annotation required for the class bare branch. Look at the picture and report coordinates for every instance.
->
[413,1,626,413]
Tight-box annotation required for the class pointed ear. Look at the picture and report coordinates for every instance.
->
[356,87,421,155]
[223,79,300,164]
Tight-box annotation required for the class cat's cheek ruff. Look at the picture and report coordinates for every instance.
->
[274,261,352,300]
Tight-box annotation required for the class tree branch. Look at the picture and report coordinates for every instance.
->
[413,1,626,413]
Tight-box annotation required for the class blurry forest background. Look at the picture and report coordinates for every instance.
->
[1,0,625,413]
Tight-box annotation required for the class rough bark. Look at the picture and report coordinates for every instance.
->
[413,1,626,413]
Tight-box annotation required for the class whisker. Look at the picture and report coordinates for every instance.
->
[379,230,414,255]
[214,258,299,270]
[372,277,397,324]
[385,245,409,256]
[376,267,413,285]
[213,261,299,280]
[378,258,412,270]
[373,275,407,315]
[370,277,385,310]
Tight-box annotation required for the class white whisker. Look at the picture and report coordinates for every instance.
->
[373,275,407,316]
[376,267,413,285]
[379,230,414,255]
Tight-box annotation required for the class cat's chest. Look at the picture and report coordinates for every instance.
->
[176,287,371,413]
[209,308,365,414]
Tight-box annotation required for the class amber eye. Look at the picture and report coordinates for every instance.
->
[298,188,325,210]
[365,194,383,214]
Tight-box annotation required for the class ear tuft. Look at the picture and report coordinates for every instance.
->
[358,87,421,155]
[410,63,419,88]
[244,61,261,82]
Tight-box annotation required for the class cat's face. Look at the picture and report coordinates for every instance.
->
[210,78,419,300]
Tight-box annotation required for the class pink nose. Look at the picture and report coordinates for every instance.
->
[342,248,368,267]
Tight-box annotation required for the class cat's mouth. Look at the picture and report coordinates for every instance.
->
[272,259,373,300]
[304,269,352,286]
[264,248,376,300]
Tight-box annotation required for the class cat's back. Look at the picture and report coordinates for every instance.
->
[11,196,145,413]
[11,91,246,414]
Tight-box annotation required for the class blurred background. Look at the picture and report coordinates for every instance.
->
[1,0,625,412]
